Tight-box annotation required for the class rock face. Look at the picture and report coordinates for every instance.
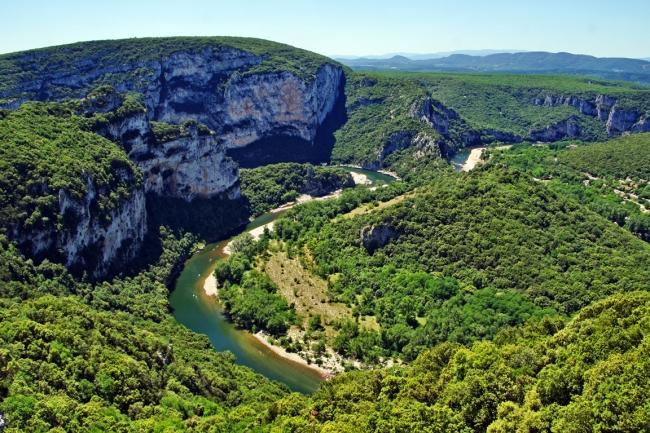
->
[533,93,650,137]
[529,116,581,142]
[404,97,524,163]
[2,47,345,152]
[139,130,240,200]
[360,223,398,253]
[0,40,345,277]
[365,130,440,170]
[93,99,240,201]
[14,174,146,278]
[410,97,459,136]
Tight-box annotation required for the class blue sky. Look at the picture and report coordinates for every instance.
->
[1,0,649,58]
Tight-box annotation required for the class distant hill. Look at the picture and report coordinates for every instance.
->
[334,49,523,60]
[338,51,650,85]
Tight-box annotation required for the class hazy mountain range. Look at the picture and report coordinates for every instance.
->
[333,49,524,60]
[336,51,650,85]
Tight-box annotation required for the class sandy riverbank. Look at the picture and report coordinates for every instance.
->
[203,273,218,297]
[462,148,486,172]
[252,331,338,379]
[351,171,371,185]
[221,221,275,257]
[378,169,400,179]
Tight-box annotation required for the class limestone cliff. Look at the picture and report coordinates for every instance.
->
[0,39,345,153]
[0,38,345,277]
[89,93,240,201]
[12,172,146,279]
[533,93,650,137]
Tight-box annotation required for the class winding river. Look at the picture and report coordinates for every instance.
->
[169,167,396,393]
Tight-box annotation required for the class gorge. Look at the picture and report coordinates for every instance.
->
[1,36,650,433]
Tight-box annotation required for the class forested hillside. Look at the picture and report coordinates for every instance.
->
[265,291,650,432]
[240,163,354,216]
[491,133,650,241]
[214,165,650,365]
[0,101,141,237]
[1,36,649,433]
[334,72,650,174]
[0,228,291,432]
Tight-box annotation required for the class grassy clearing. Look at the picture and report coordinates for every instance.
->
[337,190,417,219]
[264,250,350,339]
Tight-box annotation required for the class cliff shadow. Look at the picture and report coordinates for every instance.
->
[227,76,348,168]
[145,194,250,242]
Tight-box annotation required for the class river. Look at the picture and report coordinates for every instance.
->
[169,167,396,394]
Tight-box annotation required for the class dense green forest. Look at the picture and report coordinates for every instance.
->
[213,165,650,365]
[0,101,141,235]
[491,134,650,241]
[0,227,295,432]
[333,71,650,172]
[240,163,354,216]
[1,35,650,433]
[264,291,650,432]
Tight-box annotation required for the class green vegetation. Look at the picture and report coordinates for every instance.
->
[560,133,650,179]
[0,101,140,236]
[0,225,291,432]
[220,269,298,336]
[149,119,212,144]
[255,165,650,362]
[2,39,650,433]
[265,291,650,432]
[240,162,354,216]
[332,74,438,168]
[0,295,287,432]
[333,71,650,172]
[491,133,650,240]
[424,72,650,131]
[0,37,339,101]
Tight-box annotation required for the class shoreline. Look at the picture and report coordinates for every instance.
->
[462,147,486,172]
[333,163,401,181]
[203,273,218,297]
[198,169,397,379]
[252,331,337,379]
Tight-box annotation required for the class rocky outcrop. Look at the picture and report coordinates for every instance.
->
[364,130,440,170]
[360,223,398,253]
[139,129,239,200]
[409,97,458,136]
[2,47,345,153]
[631,115,650,133]
[529,116,581,142]
[14,175,146,279]
[607,107,643,135]
[533,93,650,137]
[214,64,344,149]
[93,101,240,201]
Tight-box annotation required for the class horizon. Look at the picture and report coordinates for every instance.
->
[333,50,650,61]
[1,0,649,59]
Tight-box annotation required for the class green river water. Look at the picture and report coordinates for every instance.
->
[169,167,396,393]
